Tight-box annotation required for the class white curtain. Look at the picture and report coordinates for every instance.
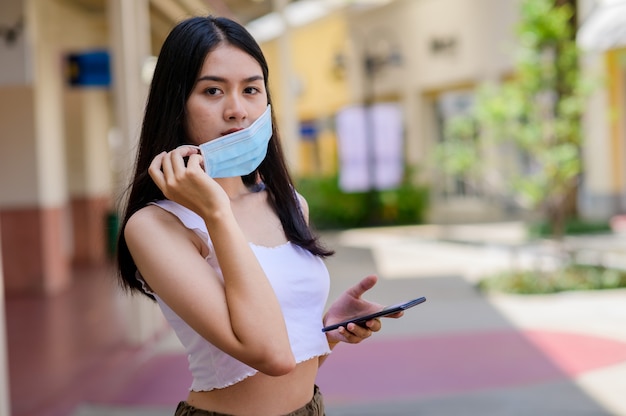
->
[336,103,404,192]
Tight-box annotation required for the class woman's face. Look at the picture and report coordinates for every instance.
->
[185,43,268,146]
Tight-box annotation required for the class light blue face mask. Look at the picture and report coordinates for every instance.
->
[193,105,272,178]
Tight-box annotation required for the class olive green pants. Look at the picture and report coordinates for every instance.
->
[174,385,324,416]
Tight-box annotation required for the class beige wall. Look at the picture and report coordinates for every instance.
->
[343,0,517,172]
[65,89,113,197]
[344,0,517,97]
[409,0,517,88]
[0,86,39,206]
[580,54,614,193]
[0,0,32,86]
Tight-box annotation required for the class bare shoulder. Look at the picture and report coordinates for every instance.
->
[125,205,179,240]
[125,204,205,255]
[126,204,178,229]
[295,191,310,223]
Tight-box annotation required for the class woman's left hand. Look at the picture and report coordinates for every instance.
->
[323,275,403,345]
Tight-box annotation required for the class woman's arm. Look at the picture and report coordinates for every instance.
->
[126,148,295,376]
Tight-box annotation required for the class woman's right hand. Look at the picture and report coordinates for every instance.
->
[137,145,295,376]
[148,145,230,217]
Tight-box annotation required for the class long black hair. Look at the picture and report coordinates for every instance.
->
[116,16,333,298]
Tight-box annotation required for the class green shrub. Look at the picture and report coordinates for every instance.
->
[296,175,429,230]
[528,218,611,237]
[478,264,626,294]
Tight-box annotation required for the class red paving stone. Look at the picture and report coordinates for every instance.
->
[6,265,135,416]
[77,330,626,408]
[7,266,626,413]
[316,330,626,404]
[524,330,626,375]
[91,353,191,406]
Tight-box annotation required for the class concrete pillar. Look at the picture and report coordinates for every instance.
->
[108,0,151,195]
[108,0,165,345]
[0,0,72,296]
[0,220,10,416]
[65,88,113,266]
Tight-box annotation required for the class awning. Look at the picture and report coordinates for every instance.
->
[578,0,626,51]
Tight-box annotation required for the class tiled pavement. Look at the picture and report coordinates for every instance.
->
[6,223,626,416]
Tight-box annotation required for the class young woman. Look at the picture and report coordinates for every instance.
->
[116,15,401,416]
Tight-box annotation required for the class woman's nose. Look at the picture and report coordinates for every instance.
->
[224,96,247,121]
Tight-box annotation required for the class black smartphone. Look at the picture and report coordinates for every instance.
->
[321,296,426,332]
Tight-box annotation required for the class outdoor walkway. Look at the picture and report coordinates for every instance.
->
[6,223,626,416]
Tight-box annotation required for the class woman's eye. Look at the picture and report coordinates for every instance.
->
[205,87,220,95]
[244,87,260,94]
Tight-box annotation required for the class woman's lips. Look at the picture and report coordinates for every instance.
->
[221,128,243,136]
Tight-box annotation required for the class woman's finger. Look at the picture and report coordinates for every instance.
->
[365,318,382,332]
[176,144,200,157]
[169,147,189,174]
[148,152,166,188]
[386,311,404,320]
[345,275,378,300]
[343,323,372,342]
[170,146,203,175]
[186,153,205,170]
[160,149,174,179]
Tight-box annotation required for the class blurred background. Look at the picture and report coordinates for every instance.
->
[1,0,626,415]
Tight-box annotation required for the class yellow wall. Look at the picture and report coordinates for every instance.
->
[291,15,350,120]
[261,14,349,177]
[606,48,626,192]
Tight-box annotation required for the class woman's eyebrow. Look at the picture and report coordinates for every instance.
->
[197,75,264,83]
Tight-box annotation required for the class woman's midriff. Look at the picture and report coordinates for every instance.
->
[186,357,321,415]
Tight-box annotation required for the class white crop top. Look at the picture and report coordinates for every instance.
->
[141,199,332,392]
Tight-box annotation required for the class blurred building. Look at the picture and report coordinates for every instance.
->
[315,0,520,222]
[0,0,624,317]
[265,0,626,225]
[2,0,626,412]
